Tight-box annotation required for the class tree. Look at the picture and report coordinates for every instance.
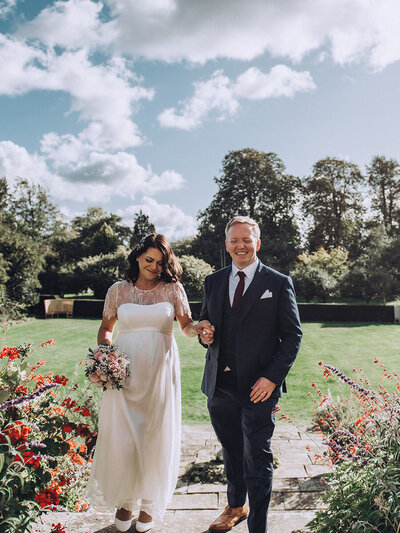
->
[10,178,60,239]
[290,248,348,302]
[129,210,156,249]
[367,155,400,236]
[74,247,129,298]
[302,158,366,257]
[68,207,131,261]
[0,224,45,306]
[177,255,213,298]
[341,226,399,303]
[290,264,336,302]
[196,148,301,272]
[0,177,62,307]
[295,248,349,280]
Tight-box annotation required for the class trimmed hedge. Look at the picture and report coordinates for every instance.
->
[298,303,394,323]
[39,298,396,323]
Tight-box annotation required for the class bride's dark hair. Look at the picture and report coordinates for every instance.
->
[126,233,182,284]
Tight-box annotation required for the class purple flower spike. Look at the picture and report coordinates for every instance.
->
[0,383,61,411]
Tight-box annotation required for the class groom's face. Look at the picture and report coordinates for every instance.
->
[225,223,261,269]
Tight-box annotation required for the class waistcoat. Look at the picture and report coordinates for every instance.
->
[217,287,241,376]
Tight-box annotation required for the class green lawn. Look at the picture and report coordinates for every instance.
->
[2,319,399,425]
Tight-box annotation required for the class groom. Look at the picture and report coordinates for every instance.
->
[198,216,302,533]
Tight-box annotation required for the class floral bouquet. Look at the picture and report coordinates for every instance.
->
[85,345,130,391]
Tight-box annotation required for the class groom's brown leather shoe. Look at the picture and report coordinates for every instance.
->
[209,504,249,532]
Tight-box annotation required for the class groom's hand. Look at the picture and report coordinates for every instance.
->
[196,320,215,345]
[250,377,277,403]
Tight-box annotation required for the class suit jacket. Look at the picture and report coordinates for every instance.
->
[199,261,302,401]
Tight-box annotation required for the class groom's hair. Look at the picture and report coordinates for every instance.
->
[225,216,260,239]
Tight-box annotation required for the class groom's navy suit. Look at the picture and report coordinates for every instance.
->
[199,261,302,533]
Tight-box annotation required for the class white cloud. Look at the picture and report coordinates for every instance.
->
[158,66,315,129]
[158,70,238,130]
[0,36,153,149]
[235,65,316,100]
[118,197,197,241]
[0,138,185,203]
[0,141,52,185]
[104,0,400,70]
[0,0,17,18]
[20,0,116,50]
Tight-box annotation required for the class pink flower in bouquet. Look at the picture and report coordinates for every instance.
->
[85,345,130,391]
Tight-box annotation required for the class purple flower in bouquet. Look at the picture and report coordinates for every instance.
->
[85,345,130,391]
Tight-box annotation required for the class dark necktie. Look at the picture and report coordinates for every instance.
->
[232,271,246,309]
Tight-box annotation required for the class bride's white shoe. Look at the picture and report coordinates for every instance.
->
[115,517,133,532]
[135,520,153,532]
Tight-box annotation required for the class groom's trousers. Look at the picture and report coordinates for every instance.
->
[208,375,278,533]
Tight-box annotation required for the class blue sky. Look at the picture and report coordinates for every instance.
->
[1,0,399,239]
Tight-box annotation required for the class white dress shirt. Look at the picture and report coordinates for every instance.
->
[228,259,259,306]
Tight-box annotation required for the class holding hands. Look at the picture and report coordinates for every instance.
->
[196,320,215,345]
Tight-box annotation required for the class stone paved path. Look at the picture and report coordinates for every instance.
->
[35,424,330,533]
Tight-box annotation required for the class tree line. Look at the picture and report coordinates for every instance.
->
[0,149,399,312]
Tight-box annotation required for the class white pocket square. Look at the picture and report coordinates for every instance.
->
[261,289,273,299]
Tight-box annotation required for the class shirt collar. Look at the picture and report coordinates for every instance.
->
[231,258,259,279]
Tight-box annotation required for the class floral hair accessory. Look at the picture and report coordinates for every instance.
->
[85,345,130,391]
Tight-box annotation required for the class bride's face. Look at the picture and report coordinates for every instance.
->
[136,247,164,282]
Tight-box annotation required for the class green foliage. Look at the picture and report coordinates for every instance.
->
[196,148,301,271]
[367,155,400,237]
[0,224,45,307]
[181,460,227,484]
[341,226,399,303]
[291,248,349,301]
[303,158,366,257]
[69,207,131,260]
[0,178,62,308]
[291,264,336,302]
[129,210,156,248]
[74,246,129,298]
[178,255,213,298]
[308,360,400,533]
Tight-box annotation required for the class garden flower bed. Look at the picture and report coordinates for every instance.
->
[307,359,400,532]
[0,331,96,533]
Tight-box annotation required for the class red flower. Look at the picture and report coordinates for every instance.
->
[58,475,70,487]
[50,523,66,533]
[62,398,77,409]
[53,374,69,386]
[62,423,76,433]
[0,421,32,445]
[81,407,92,417]
[14,451,41,469]
[35,488,60,508]
[76,423,92,438]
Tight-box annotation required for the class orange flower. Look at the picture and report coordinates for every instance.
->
[41,339,56,349]
[75,500,89,512]
[0,346,20,360]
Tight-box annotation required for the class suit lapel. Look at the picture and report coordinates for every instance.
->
[237,262,270,324]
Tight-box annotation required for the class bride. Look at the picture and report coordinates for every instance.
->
[86,233,214,532]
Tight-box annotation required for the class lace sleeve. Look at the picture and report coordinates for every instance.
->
[174,282,192,318]
[102,282,119,320]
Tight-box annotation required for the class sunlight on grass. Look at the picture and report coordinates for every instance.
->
[1,319,399,425]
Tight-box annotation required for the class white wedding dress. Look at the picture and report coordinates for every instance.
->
[86,280,191,519]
